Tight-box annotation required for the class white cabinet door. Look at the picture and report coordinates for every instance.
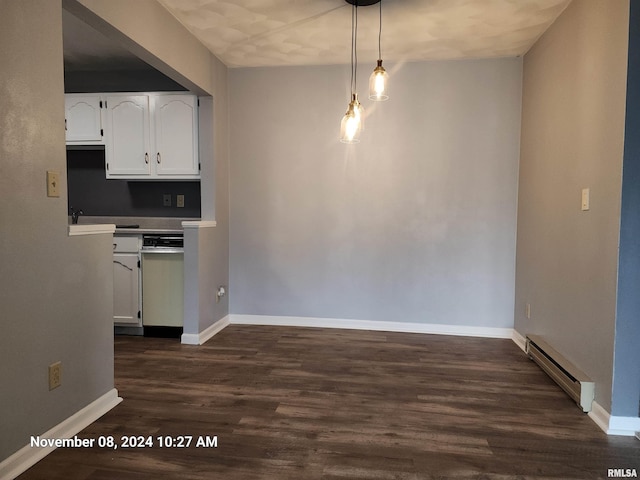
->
[113,253,140,325]
[65,95,104,144]
[105,95,151,177]
[153,95,199,177]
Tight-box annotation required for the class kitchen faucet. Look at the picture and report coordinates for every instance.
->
[70,207,83,224]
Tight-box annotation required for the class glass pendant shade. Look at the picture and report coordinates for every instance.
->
[369,60,389,101]
[340,94,365,144]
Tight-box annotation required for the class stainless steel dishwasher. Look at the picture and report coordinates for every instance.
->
[141,234,184,333]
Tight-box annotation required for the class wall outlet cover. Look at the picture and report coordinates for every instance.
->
[49,361,62,390]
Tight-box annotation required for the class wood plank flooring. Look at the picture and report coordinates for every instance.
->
[18,326,640,479]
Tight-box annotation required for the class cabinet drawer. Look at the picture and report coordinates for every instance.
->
[113,236,141,253]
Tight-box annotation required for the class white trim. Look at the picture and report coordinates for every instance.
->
[68,224,116,236]
[229,315,513,339]
[608,413,640,436]
[181,220,217,229]
[512,329,527,352]
[0,389,122,480]
[181,316,230,345]
[588,400,610,434]
[588,401,640,436]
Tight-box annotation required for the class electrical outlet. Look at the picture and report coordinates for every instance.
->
[49,361,62,390]
[216,286,226,303]
[177,195,185,208]
[163,194,172,207]
[47,171,60,197]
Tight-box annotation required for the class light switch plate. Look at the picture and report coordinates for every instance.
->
[47,171,60,197]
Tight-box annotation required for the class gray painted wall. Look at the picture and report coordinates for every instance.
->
[613,0,640,418]
[229,59,522,327]
[67,149,201,218]
[64,69,185,93]
[0,0,115,460]
[200,59,230,330]
[514,0,629,412]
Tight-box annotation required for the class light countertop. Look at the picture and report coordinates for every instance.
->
[70,216,198,235]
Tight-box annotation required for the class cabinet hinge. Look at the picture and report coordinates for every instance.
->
[137,310,141,319]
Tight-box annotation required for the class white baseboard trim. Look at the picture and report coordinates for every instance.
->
[181,315,230,345]
[0,388,122,480]
[589,401,611,434]
[229,314,513,339]
[512,330,527,352]
[588,401,640,436]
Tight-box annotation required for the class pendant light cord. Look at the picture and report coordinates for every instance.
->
[350,3,354,96]
[378,0,382,61]
[349,3,359,96]
[354,3,358,93]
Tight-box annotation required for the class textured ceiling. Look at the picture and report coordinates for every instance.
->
[157,0,572,68]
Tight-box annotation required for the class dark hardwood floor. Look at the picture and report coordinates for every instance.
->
[19,326,640,479]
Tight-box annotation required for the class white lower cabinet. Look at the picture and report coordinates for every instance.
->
[113,236,142,326]
[113,254,141,325]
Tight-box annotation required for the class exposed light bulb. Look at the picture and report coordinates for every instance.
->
[340,94,364,143]
[369,60,389,101]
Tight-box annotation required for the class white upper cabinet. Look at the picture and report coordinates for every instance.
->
[105,93,199,180]
[154,95,199,177]
[65,94,104,144]
[105,95,151,177]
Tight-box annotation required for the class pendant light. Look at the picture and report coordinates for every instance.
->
[340,2,364,143]
[369,0,389,101]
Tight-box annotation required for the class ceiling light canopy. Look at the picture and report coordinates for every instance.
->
[344,0,380,5]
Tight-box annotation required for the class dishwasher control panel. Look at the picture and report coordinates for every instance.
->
[142,235,184,252]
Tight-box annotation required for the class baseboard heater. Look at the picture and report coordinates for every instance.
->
[525,334,595,413]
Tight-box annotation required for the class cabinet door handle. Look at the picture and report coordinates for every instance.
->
[157,152,161,164]
[113,260,133,272]
[144,153,149,164]
[65,119,67,131]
